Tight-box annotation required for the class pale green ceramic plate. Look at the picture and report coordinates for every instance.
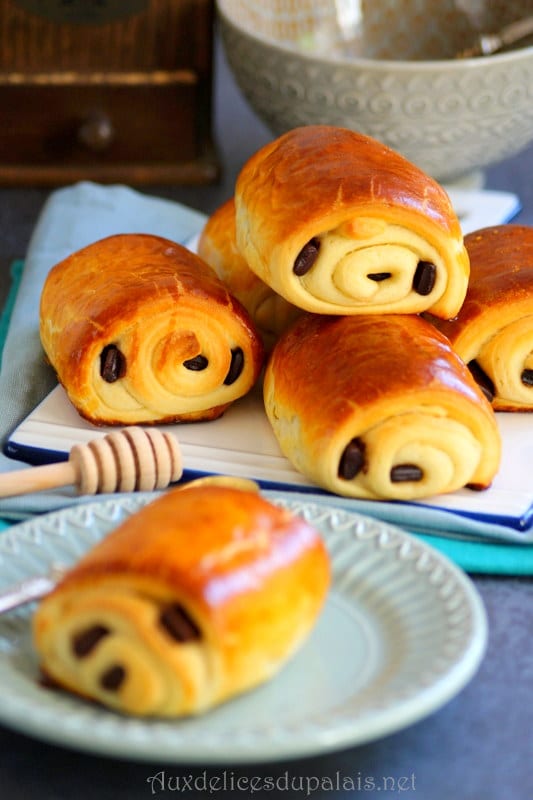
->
[0,494,487,764]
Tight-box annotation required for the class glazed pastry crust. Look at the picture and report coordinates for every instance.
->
[264,313,501,500]
[197,198,301,350]
[33,486,330,717]
[427,224,533,411]
[39,233,264,425]
[235,125,469,319]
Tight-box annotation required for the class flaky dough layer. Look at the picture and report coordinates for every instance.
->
[197,198,301,351]
[40,233,264,425]
[235,126,469,319]
[264,313,501,500]
[427,224,533,411]
[33,486,330,717]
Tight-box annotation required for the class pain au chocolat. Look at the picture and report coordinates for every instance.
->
[426,224,533,411]
[263,314,501,501]
[33,486,330,717]
[197,197,301,350]
[235,125,469,319]
[39,233,264,425]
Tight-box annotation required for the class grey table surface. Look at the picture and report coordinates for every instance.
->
[0,38,532,800]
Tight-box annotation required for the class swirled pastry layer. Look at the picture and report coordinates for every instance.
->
[264,314,501,501]
[426,224,533,411]
[39,234,264,425]
[235,125,469,319]
[33,486,330,717]
[197,198,301,350]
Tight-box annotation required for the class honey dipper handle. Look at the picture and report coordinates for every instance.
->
[0,460,77,498]
[0,428,183,499]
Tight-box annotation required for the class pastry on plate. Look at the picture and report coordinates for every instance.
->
[39,233,264,425]
[33,485,330,717]
[263,313,501,501]
[197,198,301,349]
[235,125,469,319]
[426,224,533,411]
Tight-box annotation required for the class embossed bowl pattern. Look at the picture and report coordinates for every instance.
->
[217,0,533,182]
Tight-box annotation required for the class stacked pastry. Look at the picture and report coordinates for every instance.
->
[199,124,469,332]
[197,198,301,351]
[234,125,470,321]
[263,313,500,500]
[40,233,264,425]
[425,224,533,412]
[199,124,503,501]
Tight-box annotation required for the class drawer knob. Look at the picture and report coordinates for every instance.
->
[77,113,115,152]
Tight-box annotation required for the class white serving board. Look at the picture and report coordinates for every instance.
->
[445,187,521,234]
[5,383,533,531]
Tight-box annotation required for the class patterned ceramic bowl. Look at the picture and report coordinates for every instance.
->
[217,0,533,183]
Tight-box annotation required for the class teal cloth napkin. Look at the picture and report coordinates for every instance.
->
[0,260,23,362]
[0,181,532,576]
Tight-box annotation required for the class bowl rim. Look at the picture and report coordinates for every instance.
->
[216,0,533,71]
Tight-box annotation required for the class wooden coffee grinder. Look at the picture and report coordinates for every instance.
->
[0,0,219,185]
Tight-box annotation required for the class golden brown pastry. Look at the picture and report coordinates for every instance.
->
[425,224,533,411]
[264,313,501,500]
[33,485,330,717]
[197,198,301,349]
[235,125,469,319]
[39,233,264,425]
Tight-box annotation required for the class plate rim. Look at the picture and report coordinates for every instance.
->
[0,493,488,764]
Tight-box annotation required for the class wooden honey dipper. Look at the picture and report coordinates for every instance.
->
[0,427,183,498]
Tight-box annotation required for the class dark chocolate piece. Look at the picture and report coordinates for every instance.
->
[183,354,208,371]
[72,625,110,658]
[338,438,366,479]
[293,238,320,276]
[224,347,244,385]
[468,360,495,402]
[413,261,436,295]
[159,603,202,643]
[521,369,533,386]
[368,272,391,282]
[100,665,126,691]
[100,344,126,382]
[390,464,424,482]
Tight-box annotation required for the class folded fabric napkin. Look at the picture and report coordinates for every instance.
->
[0,182,205,517]
[0,181,532,576]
